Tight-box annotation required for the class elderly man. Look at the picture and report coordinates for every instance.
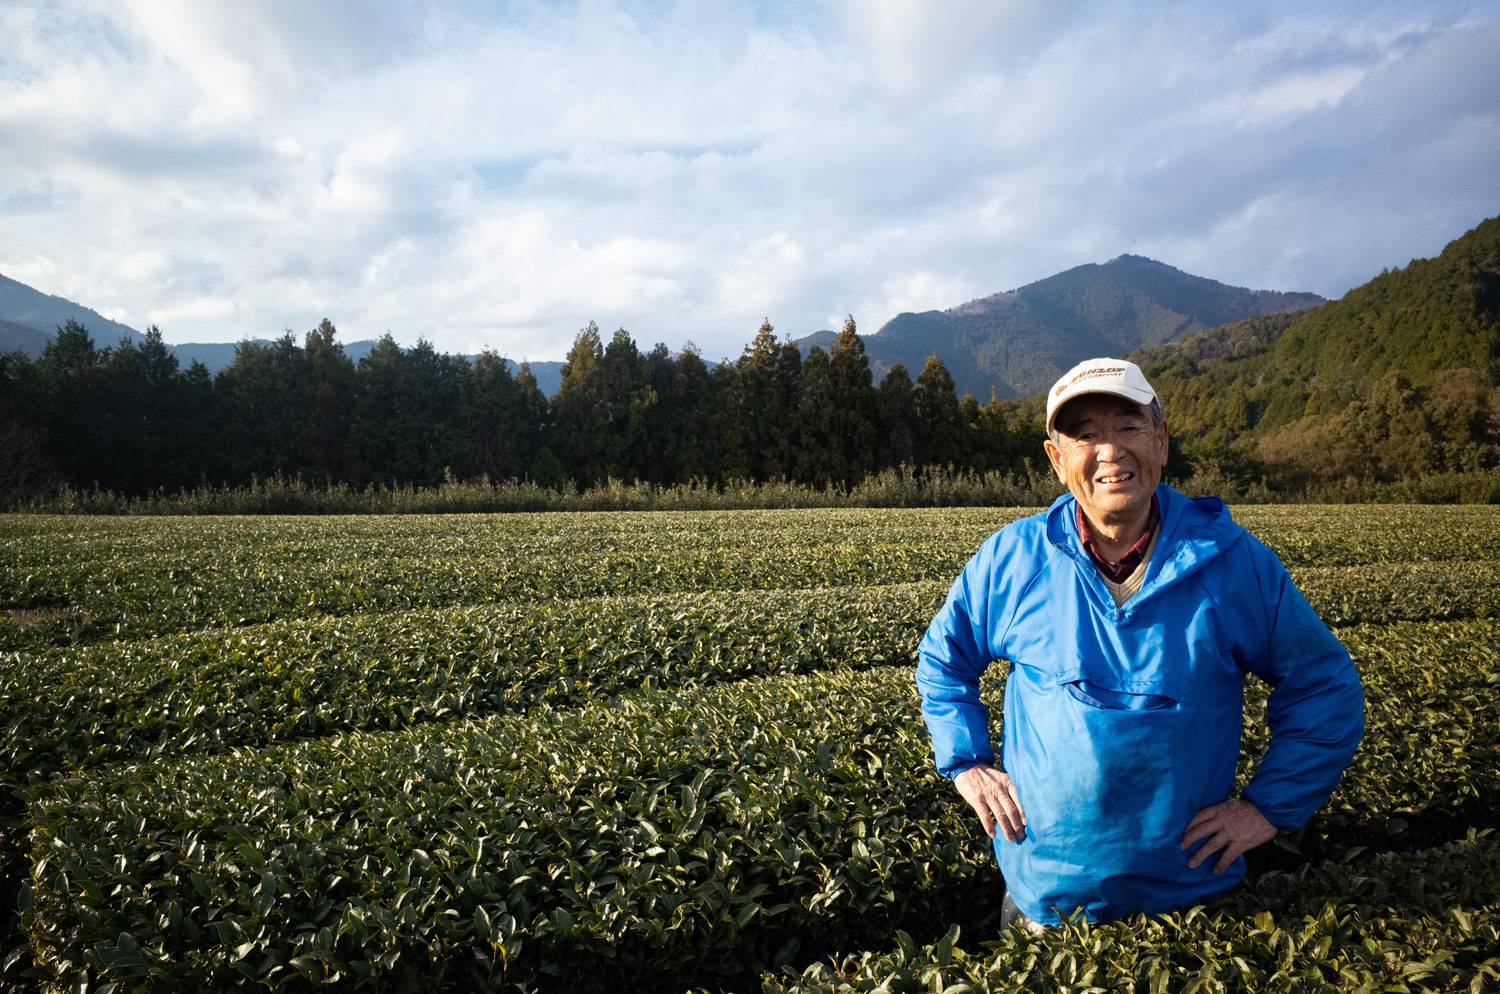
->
[916,357,1364,928]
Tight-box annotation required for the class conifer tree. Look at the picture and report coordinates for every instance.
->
[667,345,718,483]
[303,318,355,482]
[708,359,748,482]
[914,353,962,470]
[735,318,781,479]
[958,391,983,468]
[395,338,467,485]
[99,326,188,492]
[794,346,837,485]
[0,350,55,502]
[973,388,1013,473]
[827,315,878,485]
[460,350,522,480]
[177,358,222,486]
[35,321,108,488]
[640,343,677,485]
[877,364,917,470]
[217,332,311,483]
[350,334,405,484]
[600,327,655,481]
[770,337,803,479]
[553,321,610,486]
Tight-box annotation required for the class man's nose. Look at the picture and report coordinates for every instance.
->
[1094,435,1127,460]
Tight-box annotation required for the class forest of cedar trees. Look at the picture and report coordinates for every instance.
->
[3,214,1497,506]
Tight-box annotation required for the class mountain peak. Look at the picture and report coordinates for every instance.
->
[1106,253,1177,270]
[945,290,1019,317]
[795,256,1324,400]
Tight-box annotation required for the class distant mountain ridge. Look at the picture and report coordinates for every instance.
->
[795,255,1324,400]
[0,318,51,357]
[0,273,144,350]
[0,276,567,395]
[2,255,1325,404]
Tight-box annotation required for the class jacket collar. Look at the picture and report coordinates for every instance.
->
[1045,484,1243,616]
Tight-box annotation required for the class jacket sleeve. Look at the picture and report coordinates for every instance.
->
[1238,541,1365,829]
[915,534,1004,780]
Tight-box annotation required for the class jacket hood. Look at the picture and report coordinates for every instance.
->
[1044,484,1244,612]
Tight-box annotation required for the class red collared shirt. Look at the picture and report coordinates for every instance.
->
[1076,495,1159,583]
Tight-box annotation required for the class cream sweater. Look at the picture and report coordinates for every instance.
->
[1100,526,1161,608]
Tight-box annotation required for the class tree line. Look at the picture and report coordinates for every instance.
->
[0,316,1040,501]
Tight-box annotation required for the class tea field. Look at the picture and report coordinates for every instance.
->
[1,505,1497,992]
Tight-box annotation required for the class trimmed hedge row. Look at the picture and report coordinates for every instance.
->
[8,504,1497,572]
[0,540,970,650]
[23,624,1500,993]
[0,507,1012,633]
[4,573,1498,795]
[24,668,983,992]
[1238,619,1500,860]
[0,507,1023,557]
[760,830,1500,994]
[0,583,943,788]
[1231,504,1500,566]
[7,506,1500,649]
[1290,558,1500,626]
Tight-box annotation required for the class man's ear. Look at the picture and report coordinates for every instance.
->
[1043,438,1065,482]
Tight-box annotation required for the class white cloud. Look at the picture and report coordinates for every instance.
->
[833,0,1095,100]
[1218,66,1369,125]
[0,0,1496,361]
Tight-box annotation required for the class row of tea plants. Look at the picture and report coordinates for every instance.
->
[2,505,1497,991]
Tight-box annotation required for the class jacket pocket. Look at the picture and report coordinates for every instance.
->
[1055,665,1183,711]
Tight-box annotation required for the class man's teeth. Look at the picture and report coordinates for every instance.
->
[1099,473,1134,484]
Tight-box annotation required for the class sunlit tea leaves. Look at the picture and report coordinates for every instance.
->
[2,505,1496,991]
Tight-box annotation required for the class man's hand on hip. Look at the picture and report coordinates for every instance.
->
[1180,798,1276,873]
[954,764,1027,843]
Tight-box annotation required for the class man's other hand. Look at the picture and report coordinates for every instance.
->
[954,764,1027,843]
[1180,798,1276,873]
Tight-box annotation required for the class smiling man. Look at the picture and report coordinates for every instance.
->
[916,357,1364,929]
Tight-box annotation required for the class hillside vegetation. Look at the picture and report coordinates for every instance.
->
[1131,216,1500,490]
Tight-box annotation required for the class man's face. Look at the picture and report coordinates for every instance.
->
[1043,394,1168,526]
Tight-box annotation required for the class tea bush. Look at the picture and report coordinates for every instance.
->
[22,622,1500,992]
[3,504,1498,992]
[762,831,1500,994]
[7,506,1500,649]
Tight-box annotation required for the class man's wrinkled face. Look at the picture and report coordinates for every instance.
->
[1044,394,1168,527]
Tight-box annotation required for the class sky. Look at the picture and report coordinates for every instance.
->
[1,1,1498,362]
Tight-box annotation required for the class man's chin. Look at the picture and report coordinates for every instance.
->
[1084,490,1150,520]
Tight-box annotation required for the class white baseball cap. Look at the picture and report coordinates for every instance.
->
[1046,358,1158,435]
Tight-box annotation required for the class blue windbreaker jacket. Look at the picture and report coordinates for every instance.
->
[916,485,1364,924]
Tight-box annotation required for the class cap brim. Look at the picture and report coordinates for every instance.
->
[1047,385,1156,435]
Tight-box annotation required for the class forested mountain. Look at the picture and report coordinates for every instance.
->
[0,278,569,394]
[1127,215,1500,486]
[0,319,50,356]
[796,255,1322,401]
[0,273,145,352]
